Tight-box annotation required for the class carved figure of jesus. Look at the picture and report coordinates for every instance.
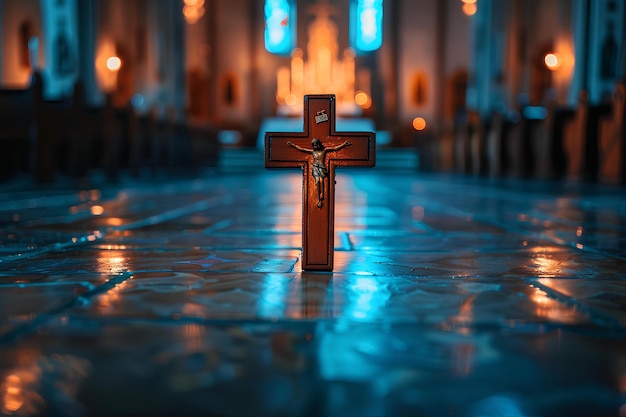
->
[287,138,352,208]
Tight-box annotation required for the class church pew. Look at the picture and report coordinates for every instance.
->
[413,127,438,172]
[67,82,96,179]
[563,92,588,179]
[0,75,220,183]
[187,122,221,173]
[485,111,524,177]
[0,86,34,179]
[0,74,100,183]
[598,83,625,185]
[547,107,576,179]
[563,91,612,182]
[469,113,488,176]
[43,97,74,178]
[455,110,529,178]
[0,74,99,183]
[135,107,220,177]
[505,105,549,179]
[485,112,504,176]
[453,110,476,174]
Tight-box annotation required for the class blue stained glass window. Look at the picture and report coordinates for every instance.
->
[353,0,383,53]
[264,0,295,55]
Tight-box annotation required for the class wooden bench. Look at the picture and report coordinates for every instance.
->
[599,83,626,184]
[0,83,35,179]
[0,73,220,183]
[563,91,612,182]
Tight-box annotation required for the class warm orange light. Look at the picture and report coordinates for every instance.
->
[354,92,367,106]
[97,251,128,274]
[106,218,123,227]
[544,53,561,70]
[90,205,104,216]
[285,94,297,106]
[106,56,121,72]
[2,374,24,412]
[461,0,477,3]
[276,67,290,104]
[183,6,205,23]
[412,117,427,131]
[354,91,370,107]
[462,3,477,15]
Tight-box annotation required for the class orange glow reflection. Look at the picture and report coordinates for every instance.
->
[536,278,574,297]
[90,205,104,216]
[96,250,128,274]
[453,343,475,376]
[105,218,124,227]
[182,323,205,352]
[182,303,206,319]
[1,353,90,416]
[96,280,127,313]
[1,374,24,413]
[530,247,563,277]
[454,294,476,331]
[529,284,580,323]
[412,205,425,221]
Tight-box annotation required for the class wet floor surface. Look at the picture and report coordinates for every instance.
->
[1,170,625,416]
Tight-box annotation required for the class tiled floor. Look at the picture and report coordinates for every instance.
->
[1,169,625,416]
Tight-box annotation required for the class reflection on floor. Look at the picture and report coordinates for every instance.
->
[1,170,625,416]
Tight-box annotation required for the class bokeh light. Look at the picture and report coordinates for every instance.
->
[462,3,477,16]
[105,56,121,72]
[544,53,561,70]
[412,117,427,131]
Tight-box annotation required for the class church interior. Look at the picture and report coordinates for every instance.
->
[1,0,626,416]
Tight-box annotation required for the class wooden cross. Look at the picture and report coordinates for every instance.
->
[265,94,376,271]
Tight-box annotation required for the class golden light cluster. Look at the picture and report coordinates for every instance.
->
[183,0,205,24]
[461,0,477,16]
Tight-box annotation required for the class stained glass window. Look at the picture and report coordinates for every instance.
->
[264,0,295,55]
[352,0,383,53]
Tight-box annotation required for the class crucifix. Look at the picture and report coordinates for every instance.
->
[265,94,376,271]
